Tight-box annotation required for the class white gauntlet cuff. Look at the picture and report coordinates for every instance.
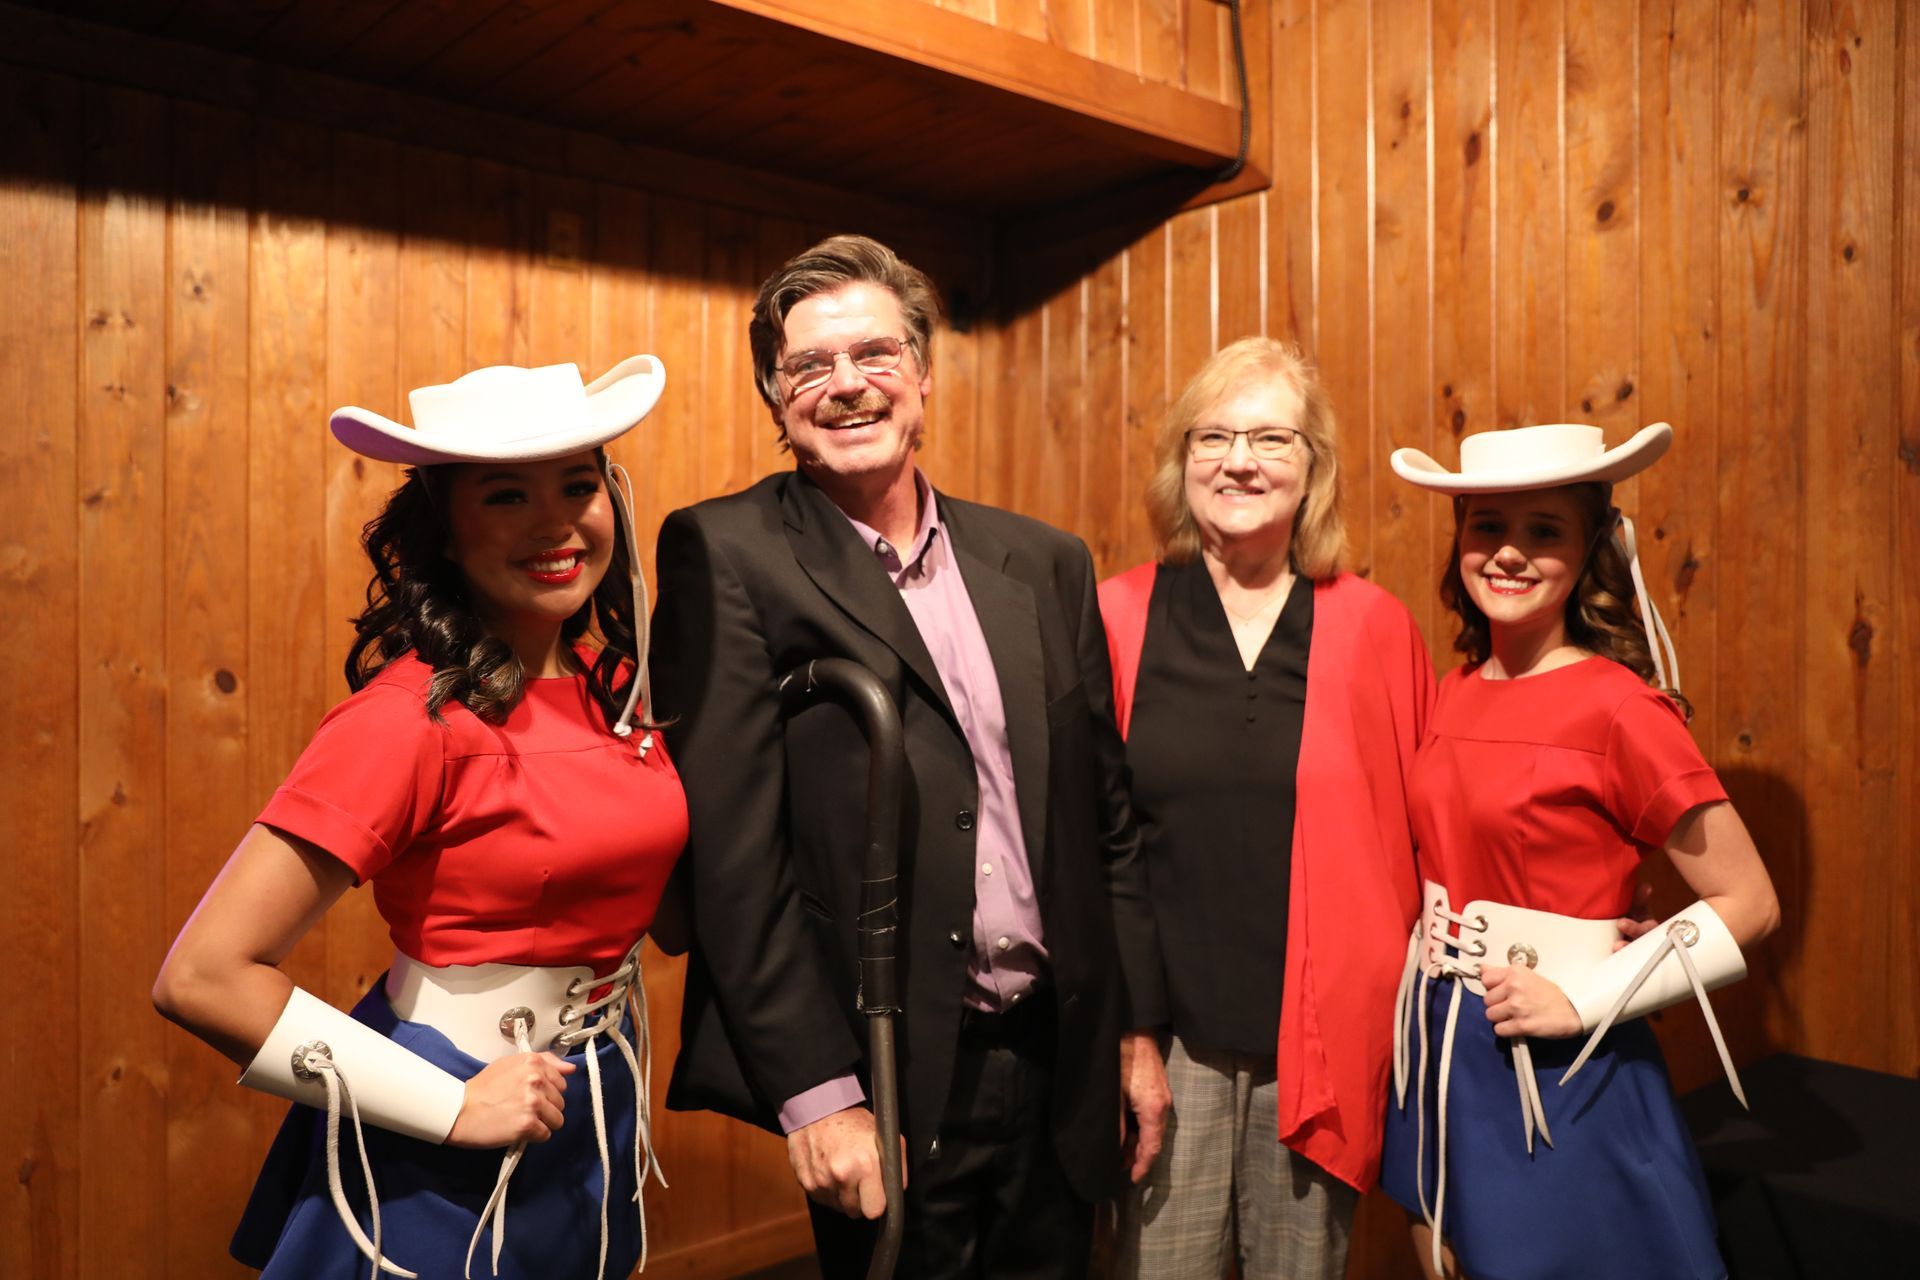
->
[239,986,464,1144]
[1558,901,1749,1104]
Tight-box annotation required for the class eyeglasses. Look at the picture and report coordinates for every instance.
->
[778,336,910,396]
[1186,426,1307,461]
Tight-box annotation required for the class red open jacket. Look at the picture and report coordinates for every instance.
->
[1099,564,1434,1190]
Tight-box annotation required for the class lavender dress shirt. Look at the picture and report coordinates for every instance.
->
[776,472,1050,1133]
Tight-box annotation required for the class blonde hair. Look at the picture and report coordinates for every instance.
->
[1146,337,1346,577]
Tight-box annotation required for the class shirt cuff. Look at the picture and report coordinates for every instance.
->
[777,1074,867,1134]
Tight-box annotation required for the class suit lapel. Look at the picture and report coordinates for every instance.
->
[943,499,1051,872]
[781,473,954,721]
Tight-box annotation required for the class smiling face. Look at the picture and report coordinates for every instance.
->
[442,450,616,638]
[1183,376,1311,553]
[777,282,931,494]
[1456,487,1591,645]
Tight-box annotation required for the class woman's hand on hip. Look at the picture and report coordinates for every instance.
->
[1479,966,1582,1039]
[447,1051,576,1147]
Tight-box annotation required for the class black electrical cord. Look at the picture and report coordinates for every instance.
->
[1215,0,1252,182]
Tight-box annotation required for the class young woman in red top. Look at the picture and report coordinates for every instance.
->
[1382,424,1780,1280]
[153,356,685,1280]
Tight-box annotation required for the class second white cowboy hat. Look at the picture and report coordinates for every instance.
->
[330,354,666,465]
[1391,422,1672,494]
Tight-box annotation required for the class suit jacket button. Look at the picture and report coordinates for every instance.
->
[955,809,975,831]
[947,930,965,949]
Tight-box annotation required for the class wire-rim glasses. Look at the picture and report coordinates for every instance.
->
[1186,425,1307,462]
[779,336,910,396]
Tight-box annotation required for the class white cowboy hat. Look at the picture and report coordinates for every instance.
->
[330,354,666,465]
[1390,422,1671,494]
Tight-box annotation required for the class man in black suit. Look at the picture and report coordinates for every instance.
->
[650,235,1169,1276]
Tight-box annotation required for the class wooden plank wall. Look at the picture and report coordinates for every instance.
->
[932,0,1234,100]
[0,66,987,1280]
[5,2,1919,1278]
[992,0,1920,1273]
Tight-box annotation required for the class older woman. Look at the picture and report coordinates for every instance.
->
[153,356,683,1280]
[1101,337,1434,1277]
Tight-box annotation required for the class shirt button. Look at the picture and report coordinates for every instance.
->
[996,936,1011,951]
[955,810,975,831]
[875,539,893,557]
[981,862,993,876]
[948,930,965,949]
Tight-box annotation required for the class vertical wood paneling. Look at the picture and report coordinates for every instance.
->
[1493,0,1567,424]
[702,205,759,498]
[324,132,403,1007]
[1563,0,1640,492]
[1216,195,1264,342]
[0,67,81,1280]
[1894,0,1920,1078]
[1123,225,1171,562]
[76,85,169,1280]
[1716,0,1808,1054]
[925,312,983,502]
[1167,205,1215,385]
[1631,0,1726,1083]
[1267,0,1315,349]
[650,200,709,520]
[1083,252,1129,572]
[1369,0,1432,623]
[248,118,333,1003]
[1314,0,1372,575]
[1800,0,1896,1065]
[468,159,533,369]
[592,183,658,582]
[396,147,472,413]
[162,99,258,1277]
[1020,280,1084,531]
[1138,0,1183,87]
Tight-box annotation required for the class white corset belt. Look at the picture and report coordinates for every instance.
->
[384,941,668,1279]
[1389,880,1747,1274]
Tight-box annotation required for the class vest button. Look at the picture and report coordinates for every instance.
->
[955,810,975,831]
[947,930,965,949]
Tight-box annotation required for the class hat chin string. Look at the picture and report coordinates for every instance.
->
[1614,513,1681,694]
[603,458,653,756]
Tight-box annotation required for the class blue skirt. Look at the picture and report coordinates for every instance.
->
[1380,977,1724,1280]
[232,982,643,1280]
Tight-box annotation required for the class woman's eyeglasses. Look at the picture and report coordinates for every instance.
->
[1186,426,1306,461]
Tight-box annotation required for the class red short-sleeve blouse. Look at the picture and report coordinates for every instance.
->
[258,653,687,971]
[1409,656,1726,919]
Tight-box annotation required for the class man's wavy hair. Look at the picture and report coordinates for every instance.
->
[343,459,646,729]
[748,234,941,444]
[1441,481,1690,715]
[1146,337,1346,579]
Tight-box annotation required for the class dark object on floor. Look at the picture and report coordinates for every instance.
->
[1680,1053,1920,1278]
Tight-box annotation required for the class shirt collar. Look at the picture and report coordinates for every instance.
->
[841,469,942,576]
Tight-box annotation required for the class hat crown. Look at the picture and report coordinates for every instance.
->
[407,362,589,442]
[1458,424,1605,476]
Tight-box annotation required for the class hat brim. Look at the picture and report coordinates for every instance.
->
[330,354,666,466]
[1391,422,1673,495]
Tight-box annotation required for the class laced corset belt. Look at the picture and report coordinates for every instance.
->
[381,941,668,1279]
[1388,881,1745,1275]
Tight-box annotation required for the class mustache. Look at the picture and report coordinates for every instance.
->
[817,391,890,425]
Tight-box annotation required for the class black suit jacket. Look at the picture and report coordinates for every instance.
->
[649,471,1164,1199]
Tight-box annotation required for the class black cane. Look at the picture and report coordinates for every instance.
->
[778,659,905,1280]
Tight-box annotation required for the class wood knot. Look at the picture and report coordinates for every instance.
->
[111,783,127,806]
[1463,131,1482,167]
[1674,545,1700,595]
[1842,242,1856,262]
[1596,200,1615,223]
[1616,380,1634,401]
[109,1065,123,1083]
[17,1157,33,1186]
[1400,99,1412,120]
[1581,399,1594,413]
[214,668,238,694]
[1736,186,1751,203]
[1451,408,1466,432]
[352,457,365,479]
[1839,48,1852,75]
[1899,436,1919,474]
[1848,617,1873,666]
[1441,383,1454,398]
[1737,733,1753,751]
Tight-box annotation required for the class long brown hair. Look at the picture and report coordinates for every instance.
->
[1440,481,1689,713]
[343,459,644,728]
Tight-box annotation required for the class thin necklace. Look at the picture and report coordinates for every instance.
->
[1219,572,1294,624]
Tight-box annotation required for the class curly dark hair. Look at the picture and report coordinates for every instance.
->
[1440,481,1690,715]
[343,460,646,729]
